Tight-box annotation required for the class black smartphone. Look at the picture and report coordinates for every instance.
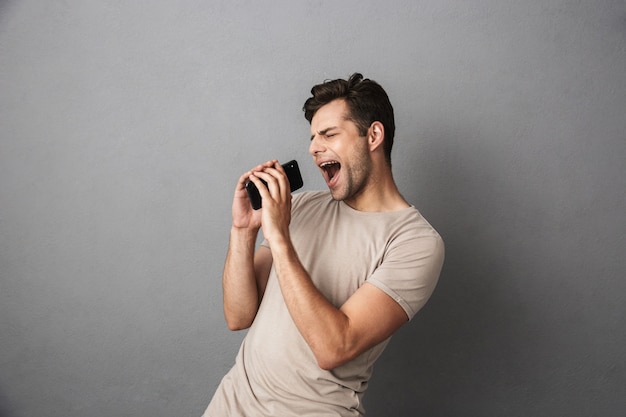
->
[245,160,304,210]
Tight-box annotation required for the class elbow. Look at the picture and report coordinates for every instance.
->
[316,354,352,371]
[314,346,354,371]
[312,323,356,370]
[226,320,251,331]
[224,311,254,331]
[317,358,340,371]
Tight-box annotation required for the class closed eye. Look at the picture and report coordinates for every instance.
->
[310,133,337,141]
[311,126,339,141]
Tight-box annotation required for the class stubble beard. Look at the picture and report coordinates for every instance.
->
[331,146,372,203]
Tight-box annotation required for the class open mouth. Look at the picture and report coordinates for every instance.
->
[320,161,341,185]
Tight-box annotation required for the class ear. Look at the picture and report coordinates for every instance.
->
[368,121,385,152]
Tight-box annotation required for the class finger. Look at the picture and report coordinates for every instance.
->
[237,160,277,190]
[251,160,278,174]
[251,171,276,195]
[262,164,290,198]
[248,173,272,198]
[256,168,287,194]
[236,170,252,190]
[273,160,285,173]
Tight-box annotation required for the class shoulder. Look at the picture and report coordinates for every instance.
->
[367,209,445,319]
[406,209,443,242]
[394,209,444,256]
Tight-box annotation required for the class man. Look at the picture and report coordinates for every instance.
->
[203,73,444,416]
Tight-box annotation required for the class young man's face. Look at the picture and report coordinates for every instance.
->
[309,99,372,202]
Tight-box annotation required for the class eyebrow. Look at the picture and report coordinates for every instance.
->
[310,126,338,141]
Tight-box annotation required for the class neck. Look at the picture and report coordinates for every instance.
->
[344,165,410,212]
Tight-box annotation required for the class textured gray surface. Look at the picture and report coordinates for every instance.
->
[1,1,624,416]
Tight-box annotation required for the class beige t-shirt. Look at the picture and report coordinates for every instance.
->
[204,191,444,417]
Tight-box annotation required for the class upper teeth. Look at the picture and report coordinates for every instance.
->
[320,161,338,167]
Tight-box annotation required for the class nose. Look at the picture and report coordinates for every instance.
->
[309,135,324,156]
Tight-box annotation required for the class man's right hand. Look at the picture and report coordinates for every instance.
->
[231,160,277,229]
[223,161,277,330]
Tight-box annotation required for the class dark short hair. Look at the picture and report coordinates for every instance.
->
[303,73,395,165]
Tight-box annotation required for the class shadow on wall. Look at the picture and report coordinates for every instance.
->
[364,129,539,416]
[0,389,15,417]
[0,1,16,25]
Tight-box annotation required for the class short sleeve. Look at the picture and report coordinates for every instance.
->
[366,229,444,320]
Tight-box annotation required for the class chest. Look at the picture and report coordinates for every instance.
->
[288,215,391,307]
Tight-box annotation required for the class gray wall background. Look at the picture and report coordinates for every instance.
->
[1,1,624,416]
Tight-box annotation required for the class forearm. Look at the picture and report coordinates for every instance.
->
[270,237,354,370]
[222,227,262,330]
